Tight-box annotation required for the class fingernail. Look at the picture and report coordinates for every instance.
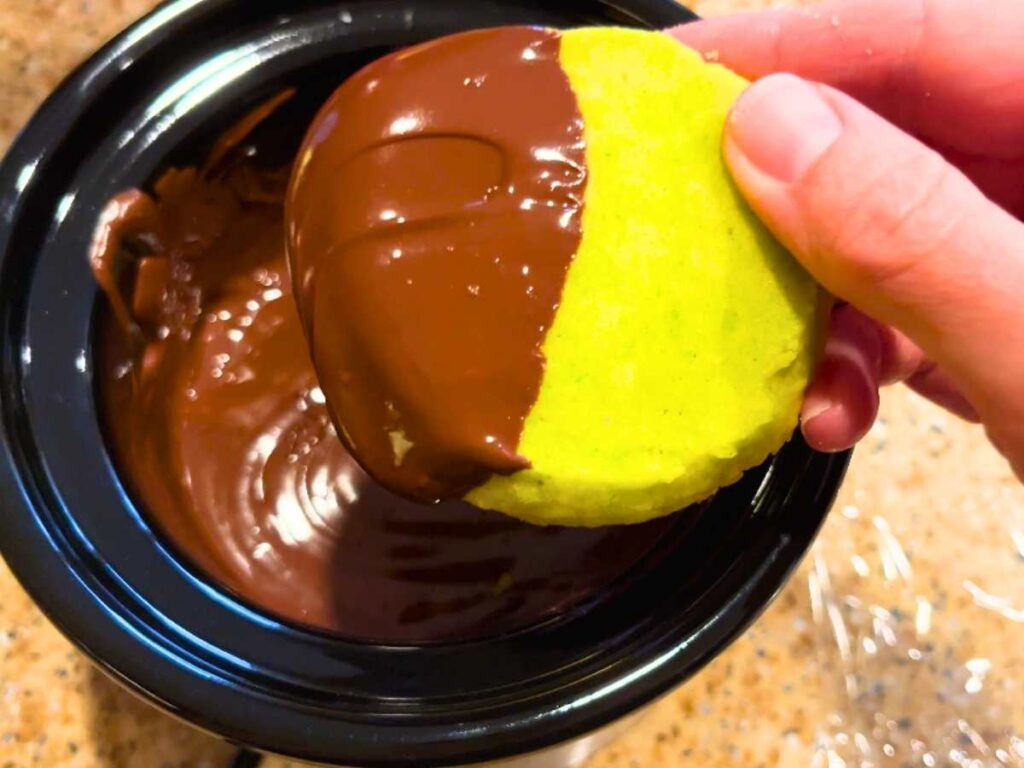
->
[801,393,834,423]
[728,74,843,183]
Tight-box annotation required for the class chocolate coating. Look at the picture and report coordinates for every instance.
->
[91,117,673,641]
[287,27,586,501]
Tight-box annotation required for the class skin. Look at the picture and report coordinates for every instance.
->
[670,0,1024,480]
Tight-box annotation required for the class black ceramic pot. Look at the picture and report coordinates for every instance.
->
[0,1,849,766]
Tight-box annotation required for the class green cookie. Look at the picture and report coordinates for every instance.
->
[465,28,827,525]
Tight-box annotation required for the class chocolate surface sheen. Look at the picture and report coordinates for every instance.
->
[89,97,673,641]
[287,26,586,501]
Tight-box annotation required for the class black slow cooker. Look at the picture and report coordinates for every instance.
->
[0,1,849,765]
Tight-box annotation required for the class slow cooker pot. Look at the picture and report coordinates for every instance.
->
[0,0,849,765]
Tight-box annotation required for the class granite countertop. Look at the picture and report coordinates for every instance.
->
[2,2,1023,767]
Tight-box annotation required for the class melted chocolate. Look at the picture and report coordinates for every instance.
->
[287,27,586,501]
[91,108,673,641]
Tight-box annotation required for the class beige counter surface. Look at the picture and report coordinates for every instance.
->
[2,2,1023,766]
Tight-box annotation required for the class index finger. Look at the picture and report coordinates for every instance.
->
[670,0,1024,158]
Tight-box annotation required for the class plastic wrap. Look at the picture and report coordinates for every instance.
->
[585,387,1024,768]
[804,390,1024,768]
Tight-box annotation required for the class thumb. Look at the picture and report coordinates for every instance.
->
[724,74,1024,474]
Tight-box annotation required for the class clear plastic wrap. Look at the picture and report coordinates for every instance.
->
[804,389,1024,768]
[586,388,1024,768]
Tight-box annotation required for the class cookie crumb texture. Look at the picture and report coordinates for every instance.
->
[468,28,825,525]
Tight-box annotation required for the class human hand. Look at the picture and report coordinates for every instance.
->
[671,0,1024,478]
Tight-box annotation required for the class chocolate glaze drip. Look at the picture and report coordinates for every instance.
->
[287,27,586,502]
[90,95,674,641]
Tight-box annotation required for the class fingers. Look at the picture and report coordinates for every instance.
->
[670,0,1024,157]
[871,323,977,420]
[937,149,1024,220]
[904,361,979,422]
[802,307,980,451]
[875,323,926,385]
[801,306,880,452]
[725,75,1024,469]
[672,0,923,90]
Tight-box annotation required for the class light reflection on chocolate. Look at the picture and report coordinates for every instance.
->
[91,90,675,641]
[287,27,587,502]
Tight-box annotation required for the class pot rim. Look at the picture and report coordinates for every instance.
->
[0,1,850,765]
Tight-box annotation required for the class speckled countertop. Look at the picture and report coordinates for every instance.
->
[2,2,1023,767]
